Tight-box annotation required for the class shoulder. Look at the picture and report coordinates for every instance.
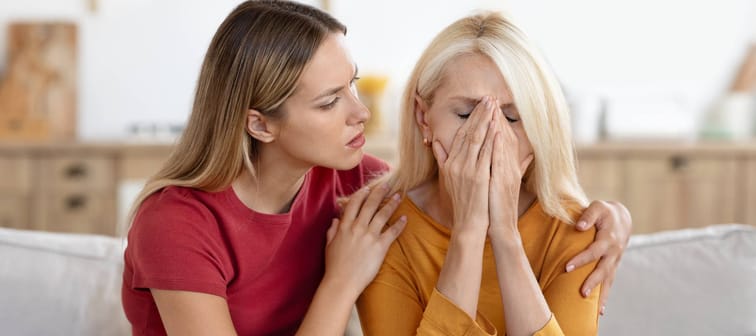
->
[534,200,596,271]
[130,186,224,243]
[523,200,594,264]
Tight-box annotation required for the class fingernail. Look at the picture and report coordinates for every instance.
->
[392,193,401,201]
[577,221,587,229]
[600,305,606,316]
[583,288,591,297]
[399,215,407,223]
[566,264,575,272]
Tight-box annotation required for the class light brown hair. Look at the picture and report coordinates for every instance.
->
[128,0,346,224]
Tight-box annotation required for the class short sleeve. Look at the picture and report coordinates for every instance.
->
[125,189,233,298]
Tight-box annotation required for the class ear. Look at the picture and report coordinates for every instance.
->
[413,94,432,140]
[246,109,277,143]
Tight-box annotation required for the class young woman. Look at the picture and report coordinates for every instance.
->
[357,11,619,335]
[122,1,630,335]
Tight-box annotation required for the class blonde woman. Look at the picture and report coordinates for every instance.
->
[357,12,622,335]
[123,1,629,335]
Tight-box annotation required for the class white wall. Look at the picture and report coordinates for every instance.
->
[0,0,753,140]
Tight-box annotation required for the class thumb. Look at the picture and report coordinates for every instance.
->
[326,218,339,244]
[431,140,448,165]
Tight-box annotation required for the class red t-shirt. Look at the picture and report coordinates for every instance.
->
[122,155,388,336]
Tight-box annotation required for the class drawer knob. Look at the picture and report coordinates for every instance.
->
[65,195,87,210]
[670,156,688,170]
[65,164,88,178]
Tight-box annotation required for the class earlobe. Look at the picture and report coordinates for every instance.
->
[246,109,276,143]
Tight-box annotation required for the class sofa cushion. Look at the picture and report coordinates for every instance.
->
[599,224,756,336]
[0,227,129,336]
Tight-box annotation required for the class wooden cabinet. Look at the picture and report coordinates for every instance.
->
[624,156,739,233]
[576,143,756,234]
[1,141,754,236]
[0,143,171,236]
[576,156,624,202]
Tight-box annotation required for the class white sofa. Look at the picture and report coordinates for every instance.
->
[1,224,754,336]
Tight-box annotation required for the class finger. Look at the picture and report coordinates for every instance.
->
[453,96,493,158]
[598,273,615,316]
[448,97,489,159]
[477,121,496,170]
[341,187,371,227]
[431,140,448,165]
[326,218,339,244]
[368,193,402,233]
[580,256,616,298]
[354,184,391,228]
[380,216,408,245]
[565,241,609,272]
[576,200,608,231]
[462,98,496,166]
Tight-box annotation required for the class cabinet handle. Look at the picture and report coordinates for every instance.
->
[670,155,688,171]
[64,164,88,179]
[65,195,87,210]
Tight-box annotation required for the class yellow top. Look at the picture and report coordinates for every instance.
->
[357,197,600,335]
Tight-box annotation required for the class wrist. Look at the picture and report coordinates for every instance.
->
[320,272,361,303]
[490,231,524,253]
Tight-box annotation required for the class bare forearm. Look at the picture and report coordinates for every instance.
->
[295,277,357,336]
[436,227,487,318]
[491,235,552,336]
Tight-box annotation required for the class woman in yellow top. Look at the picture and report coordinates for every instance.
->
[357,12,612,335]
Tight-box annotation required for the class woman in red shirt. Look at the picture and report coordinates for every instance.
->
[121,1,631,335]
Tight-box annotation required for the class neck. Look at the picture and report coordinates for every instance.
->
[410,177,536,230]
[231,144,311,214]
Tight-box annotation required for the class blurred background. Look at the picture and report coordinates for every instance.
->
[0,0,754,235]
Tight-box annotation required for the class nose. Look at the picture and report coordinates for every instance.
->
[347,89,370,126]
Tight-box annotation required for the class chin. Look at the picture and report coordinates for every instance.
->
[326,150,364,171]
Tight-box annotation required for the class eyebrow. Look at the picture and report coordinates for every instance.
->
[312,64,359,102]
[449,96,514,110]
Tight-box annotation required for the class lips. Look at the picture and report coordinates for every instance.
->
[347,133,365,148]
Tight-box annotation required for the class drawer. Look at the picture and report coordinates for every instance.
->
[0,195,31,230]
[0,156,32,192]
[34,192,117,236]
[39,156,115,191]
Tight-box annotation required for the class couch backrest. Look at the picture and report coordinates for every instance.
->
[0,227,130,336]
[599,224,756,336]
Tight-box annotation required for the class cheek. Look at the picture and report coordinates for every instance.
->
[428,120,461,154]
[514,126,533,159]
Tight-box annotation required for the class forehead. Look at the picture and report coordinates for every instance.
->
[294,33,354,97]
[436,53,512,101]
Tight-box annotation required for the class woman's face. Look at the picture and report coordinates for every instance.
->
[272,33,369,171]
[418,53,533,170]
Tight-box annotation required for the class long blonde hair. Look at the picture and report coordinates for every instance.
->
[128,0,346,223]
[387,11,586,223]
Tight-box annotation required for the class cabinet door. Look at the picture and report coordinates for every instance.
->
[35,192,117,236]
[34,154,118,235]
[0,156,32,230]
[746,158,756,225]
[576,157,624,202]
[0,196,31,230]
[625,156,738,233]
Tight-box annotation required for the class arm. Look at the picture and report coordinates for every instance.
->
[357,244,497,336]
[487,106,550,336]
[431,95,498,318]
[152,290,237,336]
[567,200,632,315]
[357,96,501,336]
[297,184,406,335]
